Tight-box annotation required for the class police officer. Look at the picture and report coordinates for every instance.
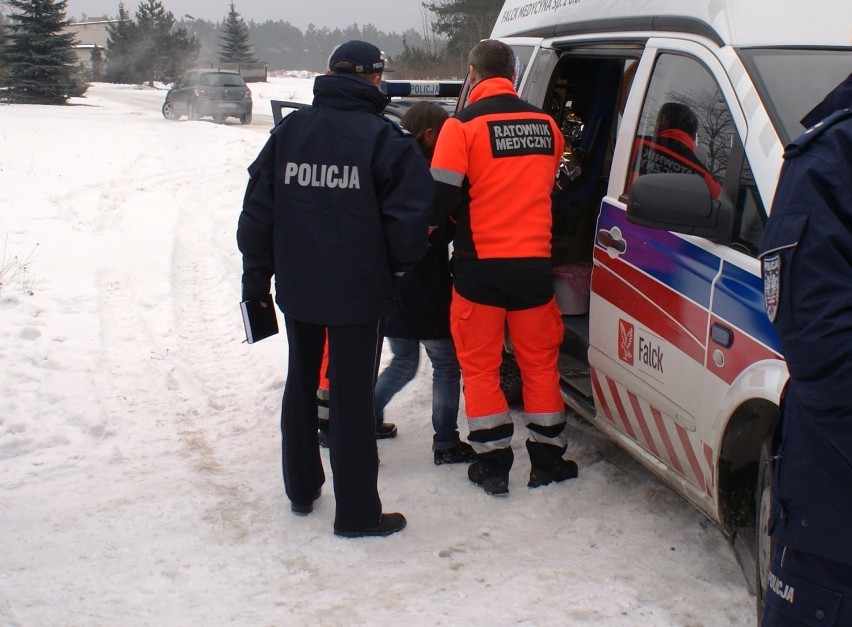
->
[237,40,433,537]
[758,73,852,625]
[430,39,578,496]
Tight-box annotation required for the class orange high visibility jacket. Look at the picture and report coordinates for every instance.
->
[430,77,564,261]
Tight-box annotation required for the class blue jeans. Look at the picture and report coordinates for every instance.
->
[374,337,462,449]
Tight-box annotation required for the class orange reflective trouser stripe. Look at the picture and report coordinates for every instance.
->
[317,333,330,420]
[318,335,330,392]
[450,290,564,419]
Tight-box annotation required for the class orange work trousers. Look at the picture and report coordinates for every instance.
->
[450,290,564,419]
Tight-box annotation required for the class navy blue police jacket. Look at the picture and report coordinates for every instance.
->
[758,76,852,564]
[382,224,453,340]
[237,74,433,326]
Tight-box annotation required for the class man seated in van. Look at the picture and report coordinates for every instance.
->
[630,101,721,199]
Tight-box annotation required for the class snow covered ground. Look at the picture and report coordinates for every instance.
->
[0,75,756,625]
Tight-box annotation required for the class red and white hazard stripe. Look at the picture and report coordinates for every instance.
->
[590,367,715,497]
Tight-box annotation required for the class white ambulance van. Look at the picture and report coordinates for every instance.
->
[482,0,852,601]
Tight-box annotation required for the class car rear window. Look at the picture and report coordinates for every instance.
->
[200,73,246,88]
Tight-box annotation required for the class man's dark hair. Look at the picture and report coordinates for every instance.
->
[657,102,699,136]
[469,40,515,81]
[400,101,449,157]
[400,101,449,138]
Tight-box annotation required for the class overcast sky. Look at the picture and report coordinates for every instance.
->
[64,0,433,34]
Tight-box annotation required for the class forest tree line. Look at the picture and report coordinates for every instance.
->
[0,0,503,104]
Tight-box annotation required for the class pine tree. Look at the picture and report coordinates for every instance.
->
[425,0,502,59]
[0,0,86,104]
[104,2,139,83]
[133,0,198,86]
[0,11,8,83]
[217,2,256,63]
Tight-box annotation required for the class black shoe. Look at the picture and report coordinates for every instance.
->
[290,489,322,516]
[376,423,398,439]
[528,458,579,488]
[334,512,407,538]
[468,461,509,496]
[434,441,477,465]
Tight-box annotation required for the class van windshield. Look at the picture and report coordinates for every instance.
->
[739,48,852,144]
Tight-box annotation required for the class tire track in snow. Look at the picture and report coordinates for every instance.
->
[165,133,285,542]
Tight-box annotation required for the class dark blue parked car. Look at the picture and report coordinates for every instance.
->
[162,69,253,124]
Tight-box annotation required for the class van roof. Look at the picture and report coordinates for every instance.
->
[491,0,852,47]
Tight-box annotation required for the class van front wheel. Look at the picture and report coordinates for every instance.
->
[755,435,774,620]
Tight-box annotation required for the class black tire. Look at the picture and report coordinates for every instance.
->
[162,101,178,120]
[499,350,523,405]
[755,435,773,620]
[239,112,252,125]
[188,100,201,121]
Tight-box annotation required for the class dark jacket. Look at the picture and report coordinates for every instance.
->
[383,224,453,339]
[237,73,433,325]
[758,74,852,564]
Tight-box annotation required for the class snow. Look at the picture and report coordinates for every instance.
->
[0,74,756,626]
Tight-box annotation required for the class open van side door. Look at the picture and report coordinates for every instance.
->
[588,40,771,512]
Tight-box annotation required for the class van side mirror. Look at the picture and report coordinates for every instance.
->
[627,173,732,243]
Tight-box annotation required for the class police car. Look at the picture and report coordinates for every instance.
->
[270,80,462,127]
[483,0,852,609]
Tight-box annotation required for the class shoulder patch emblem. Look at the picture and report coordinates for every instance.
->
[762,255,781,322]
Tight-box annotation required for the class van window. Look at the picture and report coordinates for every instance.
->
[509,45,535,91]
[626,53,765,254]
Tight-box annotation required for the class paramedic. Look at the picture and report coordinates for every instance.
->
[237,40,432,537]
[635,101,720,199]
[430,39,578,496]
[758,73,852,625]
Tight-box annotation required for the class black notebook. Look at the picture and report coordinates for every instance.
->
[240,294,279,344]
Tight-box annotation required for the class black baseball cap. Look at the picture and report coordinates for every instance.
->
[328,40,393,74]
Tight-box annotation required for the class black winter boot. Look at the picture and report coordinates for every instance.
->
[528,458,579,488]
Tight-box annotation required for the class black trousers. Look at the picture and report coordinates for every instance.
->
[281,315,384,530]
[761,542,852,626]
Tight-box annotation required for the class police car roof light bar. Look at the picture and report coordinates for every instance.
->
[381,80,463,98]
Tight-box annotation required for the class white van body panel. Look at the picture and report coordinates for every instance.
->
[491,0,852,47]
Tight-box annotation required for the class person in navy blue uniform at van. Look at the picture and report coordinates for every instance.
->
[237,40,433,538]
[758,73,852,626]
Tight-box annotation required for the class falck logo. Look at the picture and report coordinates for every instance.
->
[618,319,634,365]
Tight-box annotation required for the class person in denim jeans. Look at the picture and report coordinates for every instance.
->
[375,102,476,465]
[375,337,471,463]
